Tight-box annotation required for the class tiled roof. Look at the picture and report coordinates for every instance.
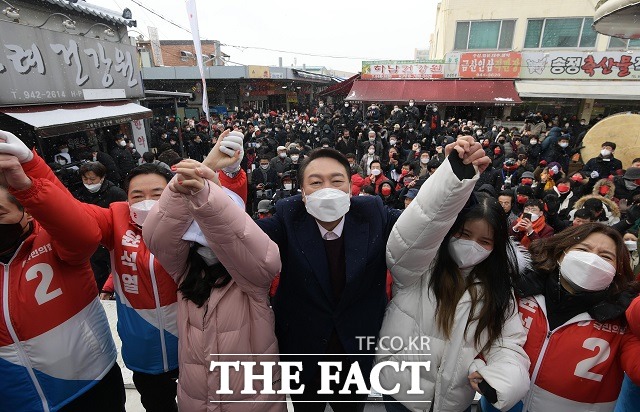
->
[40,0,136,27]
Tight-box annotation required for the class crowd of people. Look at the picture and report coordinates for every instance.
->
[0,98,639,412]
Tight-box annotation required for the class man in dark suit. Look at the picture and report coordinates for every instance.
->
[256,148,401,411]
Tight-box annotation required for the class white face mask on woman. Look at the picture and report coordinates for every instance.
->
[559,250,616,292]
[304,188,351,222]
[448,237,492,269]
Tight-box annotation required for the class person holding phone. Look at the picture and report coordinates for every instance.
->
[511,199,554,248]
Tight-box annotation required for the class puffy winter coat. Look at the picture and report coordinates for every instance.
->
[21,153,178,374]
[144,180,285,411]
[377,155,530,412]
[516,293,640,412]
[1,177,116,412]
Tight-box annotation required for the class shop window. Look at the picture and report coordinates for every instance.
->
[608,37,640,50]
[454,20,516,50]
[524,18,597,48]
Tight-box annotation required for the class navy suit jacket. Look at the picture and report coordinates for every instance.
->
[256,194,401,383]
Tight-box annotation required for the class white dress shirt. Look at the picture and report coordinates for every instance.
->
[316,217,345,241]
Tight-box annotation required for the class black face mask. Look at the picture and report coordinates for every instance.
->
[0,211,26,253]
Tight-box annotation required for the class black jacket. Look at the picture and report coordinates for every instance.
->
[583,156,623,179]
[74,179,126,208]
[110,146,137,178]
[95,151,121,185]
[256,195,401,384]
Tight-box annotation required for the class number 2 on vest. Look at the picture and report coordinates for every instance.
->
[574,337,610,382]
[25,263,63,305]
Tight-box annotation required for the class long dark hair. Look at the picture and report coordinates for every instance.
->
[529,223,635,297]
[178,246,232,307]
[429,197,520,354]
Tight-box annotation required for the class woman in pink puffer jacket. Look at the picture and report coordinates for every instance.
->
[143,160,285,412]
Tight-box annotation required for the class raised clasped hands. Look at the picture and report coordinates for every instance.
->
[445,135,491,173]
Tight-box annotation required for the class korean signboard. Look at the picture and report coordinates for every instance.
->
[519,51,640,80]
[0,20,144,105]
[458,52,522,79]
[248,65,271,79]
[361,60,445,80]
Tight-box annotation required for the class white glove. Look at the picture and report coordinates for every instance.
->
[590,171,599,179]
[0,130,33,163]
[220,131,244,174]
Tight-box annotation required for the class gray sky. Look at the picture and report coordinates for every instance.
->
[89,0,439,74]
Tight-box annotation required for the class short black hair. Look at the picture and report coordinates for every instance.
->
[369,159,382,169]
[298,148,351,186]
[524,198,544,210]
[602,141,616,150]
[574,208,595,221]
[498,190,514,199]
[142,152,156,163]
[123,164,173,193]
[79,161,107,178]
[345,153,356,160]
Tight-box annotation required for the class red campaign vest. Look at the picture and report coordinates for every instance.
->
[107,203,177,309]
[518,296,634,407]
[0,221,97,345]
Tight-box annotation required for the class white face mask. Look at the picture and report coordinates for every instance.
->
[119,140,127,147]
[389,140,396,146]
[197,246,219,266]
[279,152,287,159]
[60,148,69,153]
[409,102,414,106]
[625,240,637,251]
[448,237,492,269]
[283,183,293,191]
[84,182,102,193]
[304,188,351,222]
[129,199,157,227]
[291,155,299,162]
[260,164,269,170]
[420,157,429,164]
[528,212,540,222]
[530,139,538,145]
[319,103,324,107]
[559,142,569,148]
[559,250,616,292]
[476,130,483,136]
[371,169,381,176]
[344,103,349,107]
[601,149,612,157]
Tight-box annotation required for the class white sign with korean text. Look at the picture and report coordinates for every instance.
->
[520,51,640,80]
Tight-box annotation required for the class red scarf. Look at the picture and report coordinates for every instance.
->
[516,215,547,248]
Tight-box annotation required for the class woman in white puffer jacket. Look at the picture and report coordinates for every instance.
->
[376,137,531,412]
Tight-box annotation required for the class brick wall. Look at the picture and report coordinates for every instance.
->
[160,43,217,67]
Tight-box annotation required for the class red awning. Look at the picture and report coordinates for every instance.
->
[318,73,360,97]
[344,79,522,105]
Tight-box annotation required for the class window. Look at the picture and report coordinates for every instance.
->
[608,37,640,49]
[524,18,597,48]
[454,20,516,50]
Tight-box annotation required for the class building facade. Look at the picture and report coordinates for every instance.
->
[430,0,640,121]
[0,0,150,161]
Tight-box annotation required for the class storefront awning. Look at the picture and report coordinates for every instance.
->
[515,80,640,100]
[344,79,521,104]
[1,101,152,138]
[318,74,360,97]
